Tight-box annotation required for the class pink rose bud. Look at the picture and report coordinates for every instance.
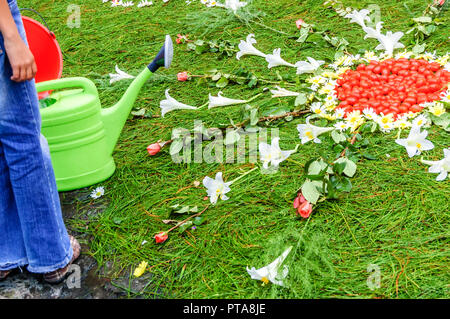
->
[296,18,305,29]
[155,232,168,244]
[297,201,313,219]
[147,143,162,156]
[177,71,189,82]
[293,193,306,209]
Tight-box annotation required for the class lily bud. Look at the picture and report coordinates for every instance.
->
[155,232,168,244]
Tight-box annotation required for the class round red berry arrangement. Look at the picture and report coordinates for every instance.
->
[334,58,450,117]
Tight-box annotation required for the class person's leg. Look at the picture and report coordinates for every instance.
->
[0,142,28,273]
[0,0,73,274]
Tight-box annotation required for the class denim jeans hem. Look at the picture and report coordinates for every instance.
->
[26,247,73,274]
[0,258,28,271]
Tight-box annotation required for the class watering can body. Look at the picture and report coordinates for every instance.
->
[38,78,116,191]
[36,35,174,191]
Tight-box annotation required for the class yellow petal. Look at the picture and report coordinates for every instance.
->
[134,261,148,278]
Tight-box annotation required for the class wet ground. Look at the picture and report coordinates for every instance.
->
[0,190,150,299]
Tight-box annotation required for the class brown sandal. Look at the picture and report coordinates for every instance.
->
[43,235,81,284]
[0,270,12,281]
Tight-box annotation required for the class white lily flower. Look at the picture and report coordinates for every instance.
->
[270,86,299,98]
[109,65,135,84]
[297,117,334,144]
[246,246,293,286]
[160,89,198,117]
[345,9,371,28]
[295,57,325,74]
[236,34,267,60]
[421,148,450,181]
[259,137,295,169]
[202,172,232,205]
[208,91,248,109]
[395,125,434,157]
[363,22,404,56]
[217,0,247,13]
[363,21,384,38]
[265,48,295,69]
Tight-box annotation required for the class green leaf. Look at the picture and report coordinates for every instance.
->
[113,217,123,225]
[247,77,258,88]
[175,206,191,214]
[334,157,357,177]
[331,176,352,192]
[179,221,193,233]
[131,108,146,116]
[193,216,205,226]
[429,113,450,132]
[425,24,437,35]
[333,161,346,175]
[170,139,184,156]
[284,115,294,122]
[211,72,222,81]
[305,174,326,181]
[195,43,209,54]
[362,152,378,160]
[216,77,229,88]
[250,108,259,126]
[303,158,317,175]
[296,27,310,43]
[39,97,57,109]
[301,180,321,204]
[331,130,347,144]
[186,43,196,51]
[224,130,241,145]
[412,16,432,24]
[295,93,308,106]
[190,206,199,213]
[262,106,291,117]
[307,159,328,175]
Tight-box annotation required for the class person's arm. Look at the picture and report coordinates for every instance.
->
[0,0,37,82]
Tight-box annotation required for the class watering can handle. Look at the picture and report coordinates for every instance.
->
[19,8,54,36]
[35,77,98,96]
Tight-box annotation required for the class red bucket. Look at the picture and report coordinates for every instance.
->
[21,15,63,99]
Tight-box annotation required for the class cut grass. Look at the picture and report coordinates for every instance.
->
[21,0,450,298]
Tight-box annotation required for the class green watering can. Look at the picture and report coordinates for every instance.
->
[36,35,174,191]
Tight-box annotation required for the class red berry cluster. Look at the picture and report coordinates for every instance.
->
[335,58,450,117]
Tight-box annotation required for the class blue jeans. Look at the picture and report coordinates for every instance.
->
[0,0,72,273]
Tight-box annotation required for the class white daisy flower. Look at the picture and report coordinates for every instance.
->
[91,187,105,199]
[363,107,378,121]
[334,121,349,132]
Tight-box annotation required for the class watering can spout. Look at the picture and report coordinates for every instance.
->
[101,35,174,155]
